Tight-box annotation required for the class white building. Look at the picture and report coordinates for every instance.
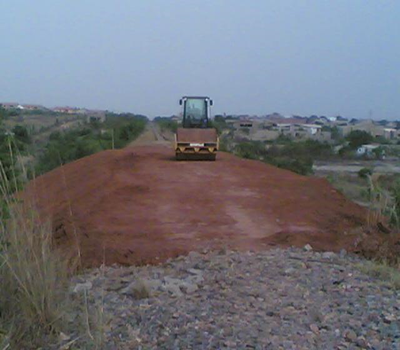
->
[357,144,380,156]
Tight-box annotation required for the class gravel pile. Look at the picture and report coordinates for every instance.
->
[66,248,399,349]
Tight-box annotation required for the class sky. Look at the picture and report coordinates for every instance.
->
[1,1,399,119]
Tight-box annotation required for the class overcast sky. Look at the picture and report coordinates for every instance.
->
[1,1,399,119]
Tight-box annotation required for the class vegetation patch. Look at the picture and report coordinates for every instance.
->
[154,117,178,133]
[0,167,73,347]
[233,139,333,175]
[356,260,400,290]
[36,114,147,175]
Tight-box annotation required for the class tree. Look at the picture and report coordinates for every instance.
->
[346,130,374,149]
[330,126,342,142]
[0,106,7,121]
[12,125,31,144]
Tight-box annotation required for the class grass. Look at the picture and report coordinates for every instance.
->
[0,142,75,348]
[0,190,71,347]
[357,260,400,290]
[0,122,152,347]
[325,173,370,205]
[0,137,114,348]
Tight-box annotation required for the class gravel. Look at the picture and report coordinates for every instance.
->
[66,248,400,349]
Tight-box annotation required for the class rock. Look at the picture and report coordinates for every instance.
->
[165,282,183,297]
[284,267,295,275]
[322,252,336,259]
[65,248,400,349]
[356,336,367,348]
[303,244,313,252]
[181,282,198,294]
[310,324,320,334]
[188,251,202,260]
[121,279,151,299]
[164,276,182,285]
[105,280,127,291]
[147,279,163,291]
[59,332,71,342]
[339,249,347,258]
[73,281,92,293]
[186,273,204,284]
[344,329,357,342]
[187,268,203,275]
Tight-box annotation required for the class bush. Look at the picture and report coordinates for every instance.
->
[12,125,31,144]
[274,134,292,144]
[346,130,374,149]
[234,141,265,159]
[212,115,232,134]
[233,139,330,175]
[36,116,147,174]
[390,178,400,228]
[358,167,373,179]
[154,117,178,133]
[272,157,313,175]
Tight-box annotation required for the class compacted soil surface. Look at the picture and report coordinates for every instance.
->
[66,248,399,349]
[25,144,368,267]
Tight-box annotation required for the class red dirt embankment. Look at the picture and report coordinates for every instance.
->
[25,145,368,267]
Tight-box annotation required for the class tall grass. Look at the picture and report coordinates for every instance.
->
[366,174,400,230]
[366,174,391,227]
[390,177,400,228]
[0,152,70,347]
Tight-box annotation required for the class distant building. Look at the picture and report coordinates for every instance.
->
[300,124,322,136]
[232,119,260,131]
[53,106,79,114]
[383,128,399,140]
[21,104,46,111]
[170,115,182,122]
[1,102,22,110]
[86,110,106,123]
[357,144,381,156]
[341,120,385,137]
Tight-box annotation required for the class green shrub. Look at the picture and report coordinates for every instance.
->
[234,141,265,159]
[12,125,31,144]
[346,130,374,149]
[212,116,232,134]
[154,117,178,133]
[233,139,326,175]
[358,167,373,179]
[36,116,147,174]
[274,134,292,144]
[271,157,313,175]
[390,177,400,228]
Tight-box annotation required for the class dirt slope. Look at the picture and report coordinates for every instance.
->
[25,145,367,267]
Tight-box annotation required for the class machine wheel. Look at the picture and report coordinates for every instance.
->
[175,153,216,161]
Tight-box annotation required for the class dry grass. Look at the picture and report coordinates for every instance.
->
[357,260,400,290]
[366,174,391,227]
[325,172,370,206]
[0,139,109,348]
[0,145,72,348]
[0,198,71,348]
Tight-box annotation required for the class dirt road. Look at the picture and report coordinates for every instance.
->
[26,138,368,267]
[129,122,170,147]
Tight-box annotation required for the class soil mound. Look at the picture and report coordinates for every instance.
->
[25,145,368,267]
